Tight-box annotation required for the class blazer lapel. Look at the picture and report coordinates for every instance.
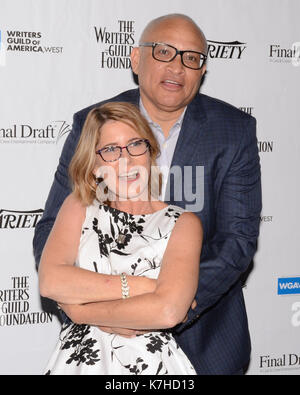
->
[165,94,208,204]
[172,94,208,168]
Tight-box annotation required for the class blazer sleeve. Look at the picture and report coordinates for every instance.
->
[175,116,262,333]
[32,112,83,268]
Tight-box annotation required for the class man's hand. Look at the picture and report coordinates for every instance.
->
[183,299,197,323]
[98,299,198,335]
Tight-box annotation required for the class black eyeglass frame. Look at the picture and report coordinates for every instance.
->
[139,42,207,70]
[95,138,151,162]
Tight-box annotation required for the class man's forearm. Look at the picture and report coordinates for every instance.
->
[175,116,262,332]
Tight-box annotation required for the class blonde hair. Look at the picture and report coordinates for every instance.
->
[69,102,161,206]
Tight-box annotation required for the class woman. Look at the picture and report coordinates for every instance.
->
[39,102,202,375]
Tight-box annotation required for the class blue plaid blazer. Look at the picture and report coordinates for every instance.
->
[33,88,262,375]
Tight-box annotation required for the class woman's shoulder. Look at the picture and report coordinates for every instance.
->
[57,193,87,223]
[171,209,203,235]
[62,192,86,211]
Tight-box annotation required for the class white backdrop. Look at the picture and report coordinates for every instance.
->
[0,0,299,375]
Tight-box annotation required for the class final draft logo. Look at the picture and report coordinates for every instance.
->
[0,209,43,229]
[269,43,300,66]
[0,276,53,327]
[0,120,71,144]
[94,20,135,69]
[207,40,247,60]
[0,29,63,54]
[259,353,300,373]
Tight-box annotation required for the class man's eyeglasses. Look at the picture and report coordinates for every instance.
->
[139,42,207,70]
[96,139,150,162]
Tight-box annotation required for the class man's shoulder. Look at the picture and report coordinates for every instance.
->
[194,93,255,123]
[73,88,139,124]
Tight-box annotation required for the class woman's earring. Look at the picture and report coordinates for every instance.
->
[95,177,110,203]
[95,177,103,186]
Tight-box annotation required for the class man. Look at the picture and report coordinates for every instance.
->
[33,14,262,375]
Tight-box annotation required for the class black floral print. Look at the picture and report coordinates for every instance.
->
[59,323,100,367]
[44,203,196,375]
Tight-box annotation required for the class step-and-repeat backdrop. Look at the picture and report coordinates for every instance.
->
[0,0,299,375]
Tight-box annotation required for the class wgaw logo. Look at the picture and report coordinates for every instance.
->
[0,209,43,229]
[2,29,63,54]
[278,277,300,295]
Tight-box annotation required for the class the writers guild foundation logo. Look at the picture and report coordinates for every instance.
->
[0,209,43,229]
[257,141,274,153]
[0,276,53,327]
[94,20,135,69]
[207,40,247,60]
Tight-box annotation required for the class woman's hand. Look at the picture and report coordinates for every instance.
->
[59,302,151,337]
[97,326,150,338]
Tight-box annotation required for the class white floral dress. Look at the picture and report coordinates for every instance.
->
[45,201,196,375]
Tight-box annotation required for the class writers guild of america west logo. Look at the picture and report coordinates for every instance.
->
[0,29,63,54]
[0,209,43,229]
[0,120,71,144]
[207,40,247,59]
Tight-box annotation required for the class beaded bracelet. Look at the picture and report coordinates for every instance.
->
[120,272,130,299]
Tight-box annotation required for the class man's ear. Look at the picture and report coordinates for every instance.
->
[201,64,207,77]
[130,47,140,75]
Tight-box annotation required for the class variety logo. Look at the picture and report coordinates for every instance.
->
[207,40,247,60]
[278,277,300,295]
[0,209,43,229]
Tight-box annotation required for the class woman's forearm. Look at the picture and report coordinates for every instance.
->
[39,264,156,305]
[62,291,185,330]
